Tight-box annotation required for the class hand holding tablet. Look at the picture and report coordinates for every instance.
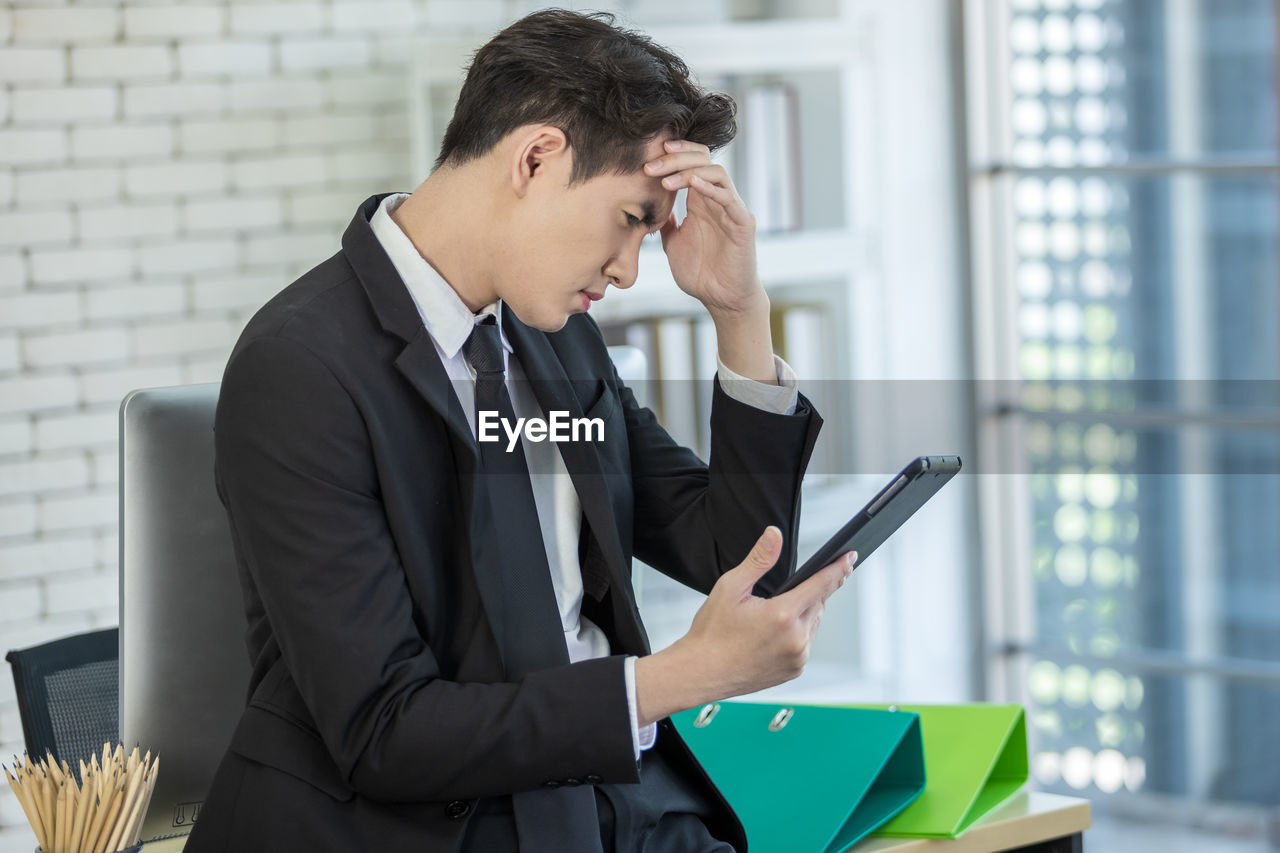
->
[770,455,962,597]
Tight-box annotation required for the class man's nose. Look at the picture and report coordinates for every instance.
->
[603,246,639,290]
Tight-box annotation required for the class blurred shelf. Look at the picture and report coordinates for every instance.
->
[645,19,865,73]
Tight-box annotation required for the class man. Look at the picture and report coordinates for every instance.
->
[186,9,854,852]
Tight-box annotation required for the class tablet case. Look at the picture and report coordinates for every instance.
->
[672,703,925,853]
[849,704,1028,838]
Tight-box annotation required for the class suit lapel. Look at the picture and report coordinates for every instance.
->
[342,195,518,663]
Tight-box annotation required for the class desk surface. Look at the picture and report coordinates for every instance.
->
[140,792,1089,853]
[851,791,1090,851]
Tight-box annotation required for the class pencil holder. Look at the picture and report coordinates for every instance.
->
[6,743,159,853]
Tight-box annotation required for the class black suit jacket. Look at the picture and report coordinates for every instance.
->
[186,194,823,851]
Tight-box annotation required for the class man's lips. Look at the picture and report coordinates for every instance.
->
[581,289,604,301]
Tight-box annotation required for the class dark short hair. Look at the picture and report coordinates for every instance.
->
[435,9,737,183]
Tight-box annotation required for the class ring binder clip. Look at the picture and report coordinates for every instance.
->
[768,708,794,731]
[694,703,721,728]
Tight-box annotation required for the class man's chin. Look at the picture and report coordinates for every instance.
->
[527,311,571,333]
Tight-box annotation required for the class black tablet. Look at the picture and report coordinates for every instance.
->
[771,455,962,596]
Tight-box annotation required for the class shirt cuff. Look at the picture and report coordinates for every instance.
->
[624,655,658,759]
[716,353,799,416]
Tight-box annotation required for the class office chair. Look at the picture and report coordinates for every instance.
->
[5,627,120,770]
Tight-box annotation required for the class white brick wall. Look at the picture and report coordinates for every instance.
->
[123,5,225,40]
[177,41,273,77]
[0,209,75,245]
[126,159,229,197]
[0,0,505,844]
[0,128,69,165]
[23,327,132,369]
[279,36,373,72]
[14,166,122,205]
[229,3,327,36]
[71,122,175,160]
[9,86,118,124]
[0,48,66,84]
[70,45,173,82]
[124,81,227,119]
[229,78,326,113]
[29,246,134,284]
[10,8,120,43]
[78,200,181,242]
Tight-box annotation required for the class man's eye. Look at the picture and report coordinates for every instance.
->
[624,212,641,227]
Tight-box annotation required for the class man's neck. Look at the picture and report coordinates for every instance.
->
[390,167,499,314]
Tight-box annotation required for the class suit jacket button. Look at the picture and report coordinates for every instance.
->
[564,777,582,787]
[584,774,603,785]
[543,780,562,789]
[446,800,471,819]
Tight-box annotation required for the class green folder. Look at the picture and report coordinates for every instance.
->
[849,704,1028,839]
[672,702,925,853]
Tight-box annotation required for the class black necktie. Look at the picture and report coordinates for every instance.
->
[463,315,604,853]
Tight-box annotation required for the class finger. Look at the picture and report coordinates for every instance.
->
[726,526,784,593]
[657,163,729,190]
[644,150,714,179]
[686,174,753,229]
[800,599,826,637]
[658,210,678,251]
[665,138,711,156]
[778,551,856,607]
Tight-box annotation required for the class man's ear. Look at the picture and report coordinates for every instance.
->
[510,125,570,198]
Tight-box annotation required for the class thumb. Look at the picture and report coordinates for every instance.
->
[728,526,783,592]
[658,211,678,250]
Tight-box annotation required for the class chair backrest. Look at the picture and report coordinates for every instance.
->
[119,383,249,840]
[5,627,120,770]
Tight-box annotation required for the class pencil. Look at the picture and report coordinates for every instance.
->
[6,765,48,853]
[55,778,68,853]
[117,765,152,849]
[91,783,125,853]
[70,762,92,853]
[104,762,144,853]
[40,768,55,852]
[129,757,159,847]
[81,783,116,853]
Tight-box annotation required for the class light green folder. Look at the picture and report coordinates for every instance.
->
[672,702,925,853]
[850,704,1028,839]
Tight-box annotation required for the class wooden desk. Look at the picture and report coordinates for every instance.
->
[852,792,1090,852]
[140,792,1089,853]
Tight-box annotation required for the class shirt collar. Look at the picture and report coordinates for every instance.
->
[368,192,512,361]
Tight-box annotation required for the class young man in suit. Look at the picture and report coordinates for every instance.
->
[187,9,855,852]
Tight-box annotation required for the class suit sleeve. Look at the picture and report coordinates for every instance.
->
[617,359,824,597]
[215,334,639,802]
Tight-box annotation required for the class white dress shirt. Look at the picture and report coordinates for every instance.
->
[368,192,799,757]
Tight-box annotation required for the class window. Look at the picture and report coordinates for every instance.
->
[968,0,1280,832]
